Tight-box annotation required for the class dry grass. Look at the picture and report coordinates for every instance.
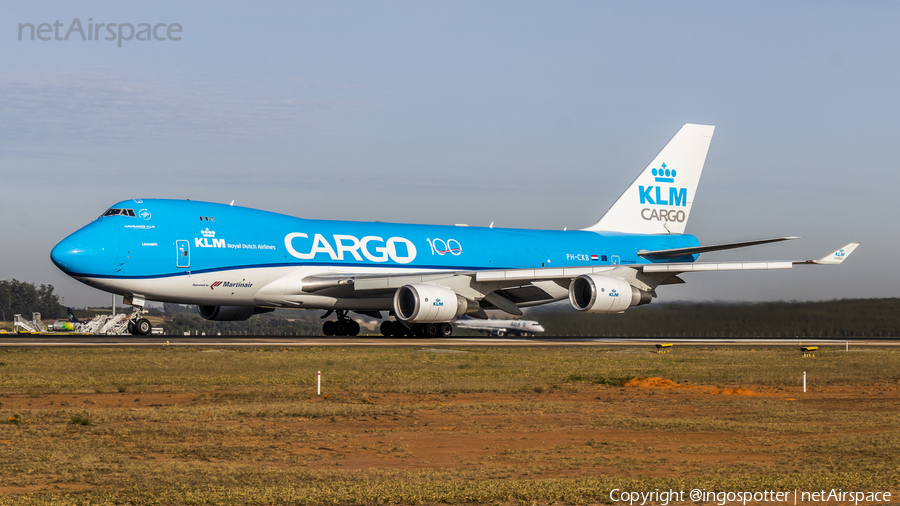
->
[0,345,897,504]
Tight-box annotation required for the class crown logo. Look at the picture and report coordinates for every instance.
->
[652,162,676,183]
[201,228,216,237]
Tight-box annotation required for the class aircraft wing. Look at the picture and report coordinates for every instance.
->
[637,237,798,259]
[477,242,859,278]
[257,243,859,315]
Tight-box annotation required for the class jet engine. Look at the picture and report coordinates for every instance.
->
[568,274,652,314]
[393,284,480,323]
[197,305,275,321]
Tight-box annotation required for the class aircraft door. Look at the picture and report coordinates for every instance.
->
[508,233,547,269]
[176,240,190,268]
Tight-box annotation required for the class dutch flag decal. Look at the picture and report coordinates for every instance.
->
[591,255,599,261]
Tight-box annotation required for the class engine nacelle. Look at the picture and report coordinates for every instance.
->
[197,305,275,321]
[568,274,652,314]
[393,284,479,323]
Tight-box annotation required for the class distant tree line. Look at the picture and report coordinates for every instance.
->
[0,279,66,322]
[531,298,900,338]
[7,281,899,337]
[160,304,324,336]
[156,298,900,337]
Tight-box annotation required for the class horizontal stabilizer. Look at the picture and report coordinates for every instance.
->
[638,237,799,259]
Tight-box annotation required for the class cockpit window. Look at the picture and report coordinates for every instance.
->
[102,208,136,217]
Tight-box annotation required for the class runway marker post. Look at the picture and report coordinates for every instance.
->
[803,371,806,393]
[317,371,321,396]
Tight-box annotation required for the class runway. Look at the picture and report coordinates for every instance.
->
[1,335,898,347]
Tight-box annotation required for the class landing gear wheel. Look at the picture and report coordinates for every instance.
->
[135,318,152,336]
[127,322,135,335]
[424,323,440,338]
[381,320,395,337]
[324,310,361,336]
[439,323,453,337]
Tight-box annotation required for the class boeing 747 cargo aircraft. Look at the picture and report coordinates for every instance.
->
[50,124,858,337]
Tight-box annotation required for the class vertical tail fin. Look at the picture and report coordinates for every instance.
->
[584,124,715,234]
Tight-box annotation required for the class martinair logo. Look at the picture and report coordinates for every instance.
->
[210,281,254,290]
[196,228,225,248]
[638,162,688,223]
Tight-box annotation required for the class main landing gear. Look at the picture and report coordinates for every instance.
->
[321,310,360,336]
[380,320,453,338]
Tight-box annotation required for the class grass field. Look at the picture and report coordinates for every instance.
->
[0,345,898,505]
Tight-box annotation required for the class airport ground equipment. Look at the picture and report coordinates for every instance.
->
[10,311,148,336]
[13,315,39,334]
[69,313,147,335]
[801,346,818,357]
[656,343,673,354]
[31,313,49,333]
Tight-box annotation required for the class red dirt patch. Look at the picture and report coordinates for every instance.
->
[625,376,761,395]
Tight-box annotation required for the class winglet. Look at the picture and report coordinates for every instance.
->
[805,243,860,265]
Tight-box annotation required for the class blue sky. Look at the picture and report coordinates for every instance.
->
[1,1,895,307]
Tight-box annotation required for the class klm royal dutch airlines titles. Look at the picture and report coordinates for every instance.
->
[51,124,859,337]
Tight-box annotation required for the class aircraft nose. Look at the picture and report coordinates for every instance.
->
[50,238,79,273]
[51,225,117,276]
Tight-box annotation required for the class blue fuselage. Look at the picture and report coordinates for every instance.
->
[51,199,699,305]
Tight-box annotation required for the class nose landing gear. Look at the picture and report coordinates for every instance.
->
[123,295,153,336]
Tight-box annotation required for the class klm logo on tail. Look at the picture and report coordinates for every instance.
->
[638,163,687,223]
[583,124,714,235]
